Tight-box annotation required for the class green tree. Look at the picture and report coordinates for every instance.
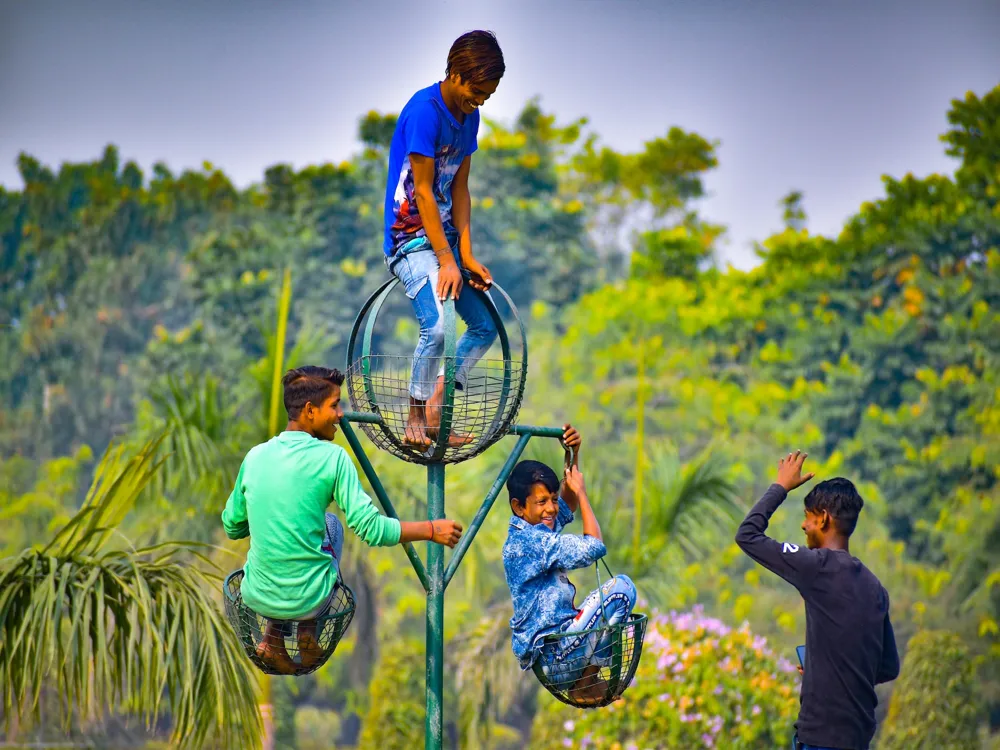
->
[879,630,983,749]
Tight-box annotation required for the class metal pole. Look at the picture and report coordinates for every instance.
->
[425,462,445,750]
[443,432,532,587]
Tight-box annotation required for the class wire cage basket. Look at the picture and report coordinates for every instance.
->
[346,277,527,465]
[532,612,648,709]
[223,569,356,677]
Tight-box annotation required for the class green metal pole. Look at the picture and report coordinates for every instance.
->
[426,462,445,750]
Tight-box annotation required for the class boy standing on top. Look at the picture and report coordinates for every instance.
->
[382,31,505,448]
[735,451,900,750]
[222,366,464,674]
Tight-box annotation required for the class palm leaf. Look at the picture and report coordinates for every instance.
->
[0,438,263,748]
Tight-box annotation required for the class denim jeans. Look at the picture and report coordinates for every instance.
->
[536,575,638,685]
[388,243,498,401]
[299,513,344,619]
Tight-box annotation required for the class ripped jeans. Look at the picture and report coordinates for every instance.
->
[388,243,498,401]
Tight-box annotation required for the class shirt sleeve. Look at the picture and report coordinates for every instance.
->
[466,110,480,156]
[329,447,401,547]
[221,459,250,540]
[735,483,820,590]
[876,606,901,684]
[553,497,574,533]
[403,101,439,158]
[541,532,606,572]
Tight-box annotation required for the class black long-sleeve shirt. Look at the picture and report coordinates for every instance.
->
[735,484,900,750]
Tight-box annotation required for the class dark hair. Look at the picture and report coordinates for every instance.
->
[282,366,344,420]
[804,478,864,537]
[507,460,559,508]
[446,30,505,84]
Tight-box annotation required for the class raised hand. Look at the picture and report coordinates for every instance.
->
[775,450,816,492]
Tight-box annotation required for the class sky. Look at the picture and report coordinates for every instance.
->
[1,0,998,268]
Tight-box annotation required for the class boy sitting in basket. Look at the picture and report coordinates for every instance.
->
[222,365,464,674]
[502,426,637,704]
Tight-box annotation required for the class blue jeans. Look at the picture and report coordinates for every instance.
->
[388,244,498,401]
[536,575,638,684]
[300,513,345,619]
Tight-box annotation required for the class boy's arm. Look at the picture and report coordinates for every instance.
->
[330,450,401,547]
[876,609,901,684]
[557,425,582,513]
[331,450,464,547]
[451,156,491,291]
[221,460,249,540]
[410,154,463,301]
[735,483,819,590]
[541,532,607,573]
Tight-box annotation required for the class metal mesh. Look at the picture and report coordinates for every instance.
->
[532,613,647,709]
[223,569,356,677]
[346,354,524,465]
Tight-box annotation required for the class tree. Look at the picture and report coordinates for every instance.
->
[879,630,982,749]
[0,439,262,748]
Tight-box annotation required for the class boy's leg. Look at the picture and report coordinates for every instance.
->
[390,250,445,447]
[300,513,346,668]
[256,621,297,675]
[549,576,638,704]
[425,255,499,444]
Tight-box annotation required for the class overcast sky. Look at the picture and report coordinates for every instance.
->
[2,0,998,267]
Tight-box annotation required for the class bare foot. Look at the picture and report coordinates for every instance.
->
[256,637,297,675]
[425,376,474,446]
[403,398,432,447]
[297,623,324,669]
[568,665,608,705]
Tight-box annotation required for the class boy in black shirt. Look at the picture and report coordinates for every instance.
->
[735,451,900,750]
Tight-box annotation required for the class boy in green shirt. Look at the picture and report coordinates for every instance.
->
[222,365,464,673]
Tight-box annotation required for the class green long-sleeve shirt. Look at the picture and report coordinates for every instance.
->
[222,430,401,619]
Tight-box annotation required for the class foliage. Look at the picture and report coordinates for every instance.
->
[1,83,998,744]
[879,630,983,749]
[0,439,262,748]
[530,607,800,749]
[357,639,425,750]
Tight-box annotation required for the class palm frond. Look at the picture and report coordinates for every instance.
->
[0,438,262,748]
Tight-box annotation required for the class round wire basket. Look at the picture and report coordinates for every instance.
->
[346,277,526,465]
[533,612,648,709]
[223,569,356,677]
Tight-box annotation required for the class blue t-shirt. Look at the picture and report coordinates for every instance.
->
[383,83,480,257]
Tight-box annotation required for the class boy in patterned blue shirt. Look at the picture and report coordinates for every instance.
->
[502,427,637,704]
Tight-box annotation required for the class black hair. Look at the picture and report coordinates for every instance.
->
[804,478,864,537]
[446,30,505,84]
[282,366,344,420]
[506,460,559,508]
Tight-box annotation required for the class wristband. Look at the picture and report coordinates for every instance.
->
[427,520,435,541]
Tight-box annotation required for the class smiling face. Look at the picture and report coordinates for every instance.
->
[449,74,500,115]
[300,387,343,441]
[512,482,560,529]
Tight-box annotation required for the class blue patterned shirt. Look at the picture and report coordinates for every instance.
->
[502,498,608,669]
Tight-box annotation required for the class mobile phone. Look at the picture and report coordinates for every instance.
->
[795,645,806,668]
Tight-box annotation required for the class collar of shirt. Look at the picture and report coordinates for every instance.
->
[432,82,463,130]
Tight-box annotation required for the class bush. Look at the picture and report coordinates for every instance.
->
[530,606,800,749]
[878,630,982,749]
[358,639,425,749]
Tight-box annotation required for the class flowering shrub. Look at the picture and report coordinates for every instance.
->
[531,606,800,749]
